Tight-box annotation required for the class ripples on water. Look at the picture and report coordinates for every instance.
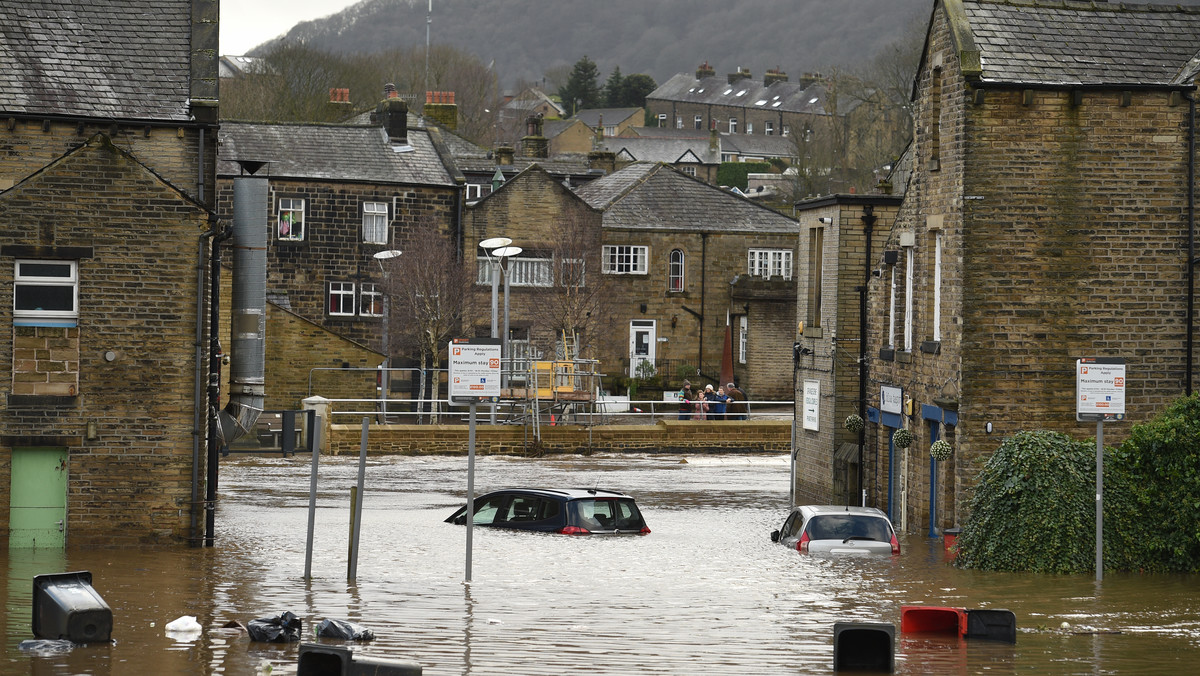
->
[2,452,1198,674]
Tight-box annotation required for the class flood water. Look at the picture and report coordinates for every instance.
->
[2,452,1199,675]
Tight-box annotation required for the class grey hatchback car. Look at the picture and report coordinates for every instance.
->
[771,505,900,556]
[445,488,651,535]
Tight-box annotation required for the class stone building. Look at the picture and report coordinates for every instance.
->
[466,161,800,400]
[856,0,1200,535]
[214,101,462,408]
[792,195,902,507]
[0,0,220,545]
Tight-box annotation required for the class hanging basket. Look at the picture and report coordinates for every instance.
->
[930,439,953,461]
[893,427,914,449]
[844,414,865,433]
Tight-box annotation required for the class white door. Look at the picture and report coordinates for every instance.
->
[629,320,656,376]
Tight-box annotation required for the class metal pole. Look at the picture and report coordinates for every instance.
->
[490,264,499,424]
[303,417,321,579]
[502,258,511,390]
[466,401,477,583]
[1096,420,1104,582]
[349,417,368,582]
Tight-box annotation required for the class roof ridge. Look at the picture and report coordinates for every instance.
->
[975,0,1200,13]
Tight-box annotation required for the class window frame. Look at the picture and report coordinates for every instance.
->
[13,259,79,326]
[328,281,356,316]
[729,117,738,134]
[277,197,305,241]
[694,115,703,130]
[601,245,649,275]
[747,248,793,280]
[362,201,388,244]
[359,282,384,317]
[668,249,685,292]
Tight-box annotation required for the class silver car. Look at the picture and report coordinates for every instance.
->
[771,505,900,556]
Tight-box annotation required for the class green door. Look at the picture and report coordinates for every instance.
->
[9,447,68,548]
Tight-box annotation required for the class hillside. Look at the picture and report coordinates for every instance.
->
[254,0,934,87]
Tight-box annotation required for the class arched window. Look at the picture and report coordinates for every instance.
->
[668,249,685,292]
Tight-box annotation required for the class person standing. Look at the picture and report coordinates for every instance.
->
[707,384,729,420]
[678,381,694,420]
[726,382,748,421]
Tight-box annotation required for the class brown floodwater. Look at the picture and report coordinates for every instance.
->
[2,453,1197,675]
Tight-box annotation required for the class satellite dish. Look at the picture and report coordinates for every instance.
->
[373,250,403,260]
[479,237,512,249]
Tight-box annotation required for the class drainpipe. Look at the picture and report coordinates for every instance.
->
[859,206,876,506]
[191,221,216,546]
[699,233,708,372]
[205,222,232,546]
[1187,93,1196,396]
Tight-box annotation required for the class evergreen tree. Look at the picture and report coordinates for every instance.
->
[620,73,658,109]
[558,55,601,115]
[603,66,624,107]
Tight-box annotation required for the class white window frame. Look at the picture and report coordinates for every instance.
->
[904,246,914,352]
[656,114,667,127]
[675,115,683,129]
[747,248,793,280]
[278,197,305,241]
[738,315,748,364]
[933,231,942,342]
[601,245,649,274]
[362,201,388,244]
[668,249,685,292]
[694,115,703,130]
[14,259,79,326]
[681,166,696,177]
[765,121,775,136]
[888,266,897,350]
[360,283,383,317]
[329,281,355,316]
[466,184,486,201]
[509,257,553,287]
[729,117,738,134]
[746,121,754,134]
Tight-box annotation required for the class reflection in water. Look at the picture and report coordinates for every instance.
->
[0,453,1197,675]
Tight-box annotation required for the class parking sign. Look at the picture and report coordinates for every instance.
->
[1076,357,1126,422]
[449,338,502,403]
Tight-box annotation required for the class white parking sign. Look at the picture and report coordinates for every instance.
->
[1076,357,1126,422]
[449,338,502,403]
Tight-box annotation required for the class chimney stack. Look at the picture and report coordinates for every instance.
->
[424,90,458,130]
[521,113,548,158]
[495,146,515,166]
[696,61,716,80]
[727,67,751,85]
[798,72,823,89]
[375,85,408,145]
[764,68,789,87]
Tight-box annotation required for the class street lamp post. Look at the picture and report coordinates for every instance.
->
[492,246,523,392]
[372,250,403,421]
[479,238,520,422]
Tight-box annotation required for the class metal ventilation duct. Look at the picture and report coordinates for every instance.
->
[217,176,267,443]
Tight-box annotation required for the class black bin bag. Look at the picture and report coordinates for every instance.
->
[316,618,375,641]
[247,611,302,643]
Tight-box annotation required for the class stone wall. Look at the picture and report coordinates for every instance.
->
[0,135,210,545]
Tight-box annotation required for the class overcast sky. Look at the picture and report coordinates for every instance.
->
[220,0,359,55]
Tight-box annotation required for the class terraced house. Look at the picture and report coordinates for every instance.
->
[0,0,221,545]
[803,0,1200,536]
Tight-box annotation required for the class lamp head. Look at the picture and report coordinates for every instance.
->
[373,249,403,260]
[479,237,512,250]
[492,245,522,258]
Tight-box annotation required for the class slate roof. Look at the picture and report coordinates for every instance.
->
[0,0,195,121]
[721,134,797,159]
[574,162,797,233]
[601,137,719,165]
[961,0,1200,86]
[647,72,842,117]
[216,121,455,187]
[574,107,643,128]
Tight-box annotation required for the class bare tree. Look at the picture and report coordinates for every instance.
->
[525,209,613,362]
[381,230,471,423]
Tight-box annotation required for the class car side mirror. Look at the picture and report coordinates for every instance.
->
[770,530,780,543]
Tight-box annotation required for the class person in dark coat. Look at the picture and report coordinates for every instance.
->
[678,381,694,420]
[725,382,748,420]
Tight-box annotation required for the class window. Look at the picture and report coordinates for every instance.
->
[605,125,617,136]
[932,231,942,341]
[559,258,586,287]
[466,184,486,201]
[668,249,685,292]
[694,115,703,130]
[675,115,683,129]
[657,113,667,127]
[14,260,78,326]
[729,117,738,134]
[904,246,914,352]
[782,125,791,137]
[476,256,553,287]
[328,281,355,316]
[807,228,824,328]
[278,198,305,241]
[602,245,649,274]
[681,166,696,177]
[746,122,754,134]
[888,266,897,350]
[765,121,775,136]
[360,283,383,317]
[362,202,388,244]
[739,315,748,364]
[747,249,793,280]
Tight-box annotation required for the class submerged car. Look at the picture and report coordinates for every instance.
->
[445,488,651,535]
[771,505,899,556]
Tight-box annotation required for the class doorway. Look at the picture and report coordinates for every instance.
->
[628,320,657,376]
[9,447,68,548]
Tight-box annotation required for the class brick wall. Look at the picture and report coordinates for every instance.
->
[1,134,210,545]
[865,6,1194,533]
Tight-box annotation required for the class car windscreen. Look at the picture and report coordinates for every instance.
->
[569,498,644,531]
[805,514,891,541]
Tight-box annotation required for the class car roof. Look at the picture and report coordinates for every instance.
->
[482,488,636,500]
[795,505,889,518]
